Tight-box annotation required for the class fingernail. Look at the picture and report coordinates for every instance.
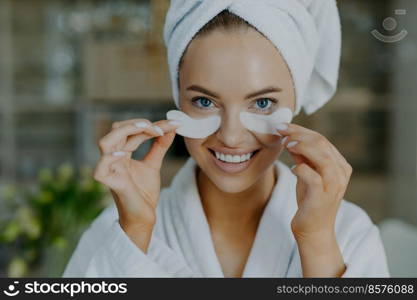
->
[276,123,288,131]
[287,141,298,148]
[291,164,297,170]
[168,120,181,127]
[135,122,149,128]
[153,125,164,136]
[112,151,126,157]
[281,136,289,145]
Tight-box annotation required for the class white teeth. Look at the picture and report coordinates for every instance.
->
[215,152,220,159]
[214,151,254,163]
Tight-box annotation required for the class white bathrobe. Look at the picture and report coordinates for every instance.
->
[63,158,390,277]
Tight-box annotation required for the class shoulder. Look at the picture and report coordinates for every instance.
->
[335,199,379,248]
[334,200,390,276]
[81,184,176,240]
[337,200,374,227]
[83,202,119,236]
[155,186,175,226]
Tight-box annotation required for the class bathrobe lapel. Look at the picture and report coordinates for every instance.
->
[170,158,224,276]
[169,158,298,277]
[242,160,298,277]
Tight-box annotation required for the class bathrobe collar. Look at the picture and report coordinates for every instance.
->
[169,157,298,277]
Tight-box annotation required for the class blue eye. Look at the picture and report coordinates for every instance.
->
[255,98,277,111]
[256,99,270,109]
[192,97,214,109]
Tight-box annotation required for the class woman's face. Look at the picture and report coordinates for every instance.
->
[179,27,296,193]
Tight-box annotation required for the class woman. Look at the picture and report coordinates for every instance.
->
[64,0,390,277]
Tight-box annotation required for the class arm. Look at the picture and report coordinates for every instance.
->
[295,223,390,278]
[63,205,195,278]
[65,118,194,277]
[277,123,352,277]
[296,231,346,277]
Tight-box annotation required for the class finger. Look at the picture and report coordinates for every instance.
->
[326,142,353,179]
[282,131,335,170]
[109,156,129,174]
[291,163,324,198]
[291,132,350,186]
[276,122,318,136]
[280,135,305,166]
[123,134,154,153]
[99,122,162,155]
[143,131,176,170]
[123,120,180,152]
[279,123,350,178]
[111,119,153,130]
[94,152,128,181]
[113,118,180,131]
[288,150,309,167]
[281,131,345,191]
[154,119,181,133]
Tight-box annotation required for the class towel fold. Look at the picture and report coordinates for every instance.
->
[163,0,342,116]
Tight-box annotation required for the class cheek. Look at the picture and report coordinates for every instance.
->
[184,138,206,159]
[253,133,283,165]
[254,132,283,148]
[184,138,197,153]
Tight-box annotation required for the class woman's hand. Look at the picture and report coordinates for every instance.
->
[93,118,179,252]
[277,123,352,277]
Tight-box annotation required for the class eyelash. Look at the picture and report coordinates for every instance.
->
[250,98,278,113]
[191,97,216,110]
[191,96,279,113]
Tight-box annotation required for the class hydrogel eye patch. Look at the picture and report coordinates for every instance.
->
[240,108,293,135]
[166,107,292,139]
[166,110,221,139]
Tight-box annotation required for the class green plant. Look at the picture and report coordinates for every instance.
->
[0,163,109,277]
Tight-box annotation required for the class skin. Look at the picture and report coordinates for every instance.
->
[93,27,352,278]
[178,28,294,277]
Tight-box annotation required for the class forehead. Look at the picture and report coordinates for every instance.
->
[179,28,293,96]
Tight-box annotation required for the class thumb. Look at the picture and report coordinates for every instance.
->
[287,149,307,167]
[143,131,176,170]
[291,163,323,204]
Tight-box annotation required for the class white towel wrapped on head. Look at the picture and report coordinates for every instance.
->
[163,0,342,116]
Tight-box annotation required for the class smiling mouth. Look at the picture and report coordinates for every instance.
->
[208,148,260,163]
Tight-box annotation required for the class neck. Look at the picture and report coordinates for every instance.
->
[197,164,278,228]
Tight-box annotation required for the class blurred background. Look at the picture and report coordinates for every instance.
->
[0,0,416,277]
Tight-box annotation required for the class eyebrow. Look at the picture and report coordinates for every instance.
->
[186,85,282,99]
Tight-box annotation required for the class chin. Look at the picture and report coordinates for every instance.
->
[208,174,254,194]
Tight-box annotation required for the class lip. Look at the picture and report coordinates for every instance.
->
[208,148,259,174]
[208,147,258,156]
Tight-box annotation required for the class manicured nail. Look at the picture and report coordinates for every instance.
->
[135,122,149,128]
[168,120,181,127]
[291,165,297,170]
[276,123,288,131]
[112,151,126,157]
[153,125,164,136]
[287,141,298,148]
[281,136,289,145]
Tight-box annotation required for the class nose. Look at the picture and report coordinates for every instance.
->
[215,108,249,147]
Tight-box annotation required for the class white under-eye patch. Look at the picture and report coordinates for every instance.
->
[239,107,293,135]
[166,110,221,139]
